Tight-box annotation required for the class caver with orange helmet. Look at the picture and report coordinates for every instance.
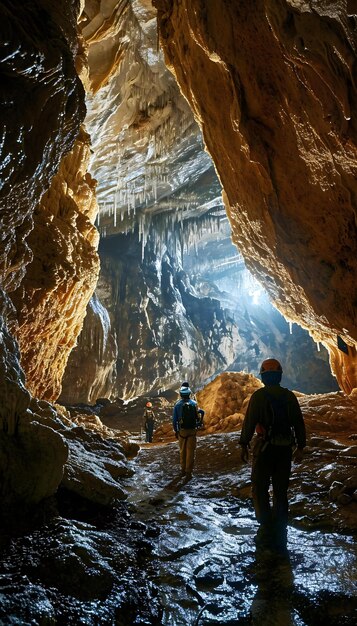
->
[259,358,283,386]
[260,358,282,373]
[239,357,306,552]
[143,402,155,442]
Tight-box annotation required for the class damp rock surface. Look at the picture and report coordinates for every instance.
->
[0,430,356,625]
[125,433,357,625]
[0,505,162,626]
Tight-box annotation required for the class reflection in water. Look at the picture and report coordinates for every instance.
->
[250,545,295,626]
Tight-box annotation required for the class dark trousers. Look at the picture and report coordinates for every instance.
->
[251,441,292,529]
[145,424,154,442]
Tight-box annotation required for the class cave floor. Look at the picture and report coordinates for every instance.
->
[124,432,357,626]
[0,432,356,625]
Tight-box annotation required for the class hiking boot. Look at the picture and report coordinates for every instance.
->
[273,526,288,554]
[185,472,193,480]
[254,524,274,549]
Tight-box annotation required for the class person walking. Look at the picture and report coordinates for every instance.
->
[143,402,155,443]
[173,386,201,479]
[239,358,306,551]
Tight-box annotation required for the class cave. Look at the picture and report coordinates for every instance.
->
[0,1,356,624]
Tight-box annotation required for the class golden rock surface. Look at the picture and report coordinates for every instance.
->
[11,128,99,401]
[154,0,357,392]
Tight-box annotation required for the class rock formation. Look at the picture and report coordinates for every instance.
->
[61,219,240,402]
[11,128,99,400]
[0,0,93,518]
[154,0,357,393]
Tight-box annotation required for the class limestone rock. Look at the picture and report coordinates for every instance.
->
[0,304,31,435]
[154,0,357,393]
[0,421,68,512]
[62,230,240,400]
[0,0,85,293]
[11,128,99,401]
[60,292,117,405]
[197,371,263,433]
[61,429,130,505]
[54,0,334,402]
[0,296,69,517]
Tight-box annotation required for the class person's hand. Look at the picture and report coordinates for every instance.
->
[294,447,304,463]
[240,444,249,463]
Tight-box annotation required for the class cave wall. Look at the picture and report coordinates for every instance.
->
[0,1,99,401]
[0,0,85,292]
[154,0,357,393]
[1,0,354,411]
[11,128,99,401]
[0,1,96,512]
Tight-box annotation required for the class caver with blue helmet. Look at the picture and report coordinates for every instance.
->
[172,385,201,479]
[239,358,306,552]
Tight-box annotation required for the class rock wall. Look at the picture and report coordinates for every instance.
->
[0,0,85,292]
[60,291,118,405]
[11,128,99,401]
[0,1,99,401]
[0,1,98,514]
[154,0,357,393]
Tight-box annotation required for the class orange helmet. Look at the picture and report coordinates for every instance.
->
[259,358,282,374]
[146,402,153,408]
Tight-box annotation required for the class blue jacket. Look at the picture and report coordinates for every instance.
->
[173,398,198,433]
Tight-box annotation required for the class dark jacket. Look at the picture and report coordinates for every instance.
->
[143,408,155,428]
[239,385,306,449]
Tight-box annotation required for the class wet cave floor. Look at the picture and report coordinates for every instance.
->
[125,433,357,626]
[0,432,356,625]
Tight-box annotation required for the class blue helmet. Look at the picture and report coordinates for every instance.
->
[179,386,191,396]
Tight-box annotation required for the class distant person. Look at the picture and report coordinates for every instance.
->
[143,401,155,443]
[173,386,202,479]
[197,408,205,427]
[239,358,306,551]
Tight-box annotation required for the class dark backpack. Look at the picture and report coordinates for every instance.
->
[263,389,294,446]
[179,401,197,429]
[145,409,154,425]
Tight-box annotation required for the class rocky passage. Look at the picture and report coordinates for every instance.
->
[0,386,357,626]
[126,434,356,625]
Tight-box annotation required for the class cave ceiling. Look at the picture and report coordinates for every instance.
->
[83,0,222,239]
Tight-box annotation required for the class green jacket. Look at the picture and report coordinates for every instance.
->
[239,385,306,449]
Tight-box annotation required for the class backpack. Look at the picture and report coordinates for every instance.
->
[179,401,197,429]
[263,389,295,446]
[145,409,154,425]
